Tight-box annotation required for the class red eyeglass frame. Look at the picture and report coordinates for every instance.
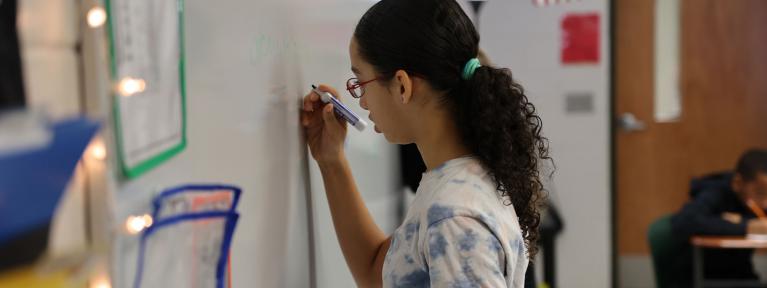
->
[346,77,379,99]
[346,72,424,99]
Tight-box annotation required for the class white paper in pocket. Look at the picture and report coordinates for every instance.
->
[134,211,239,288]
[152,185,241,220]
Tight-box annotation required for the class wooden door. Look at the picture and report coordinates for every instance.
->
[615,0,767,259]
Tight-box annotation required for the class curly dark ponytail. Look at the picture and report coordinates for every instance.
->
[354,0,550,259]
[455,65,550,258]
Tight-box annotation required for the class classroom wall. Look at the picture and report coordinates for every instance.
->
[19,0,609,287]
[477,1,611,287]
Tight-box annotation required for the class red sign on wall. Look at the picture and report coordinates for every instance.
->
[561,13,600,64]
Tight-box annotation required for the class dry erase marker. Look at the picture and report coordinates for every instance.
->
[311,85,367,132]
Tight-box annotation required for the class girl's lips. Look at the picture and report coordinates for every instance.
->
[368,115,379,133]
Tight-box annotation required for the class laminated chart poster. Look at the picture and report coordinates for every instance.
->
[106,0,186,178]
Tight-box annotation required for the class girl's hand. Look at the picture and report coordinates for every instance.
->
[301,84,348,163]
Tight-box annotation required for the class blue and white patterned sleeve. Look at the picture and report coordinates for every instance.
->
[424,216,508,287]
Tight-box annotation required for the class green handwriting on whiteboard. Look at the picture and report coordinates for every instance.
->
[249,33,309,65]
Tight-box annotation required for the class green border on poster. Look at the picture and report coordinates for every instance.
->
[104,0,187,179]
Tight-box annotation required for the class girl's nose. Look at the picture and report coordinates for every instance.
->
[359,95,369,110]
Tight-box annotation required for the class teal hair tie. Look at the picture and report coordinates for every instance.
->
[461,58,482,80]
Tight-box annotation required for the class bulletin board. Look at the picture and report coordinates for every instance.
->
[105,0,187,179]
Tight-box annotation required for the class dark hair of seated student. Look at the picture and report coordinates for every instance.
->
[671,149,767,281]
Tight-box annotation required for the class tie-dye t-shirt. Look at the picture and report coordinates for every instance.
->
[382,156,528,287]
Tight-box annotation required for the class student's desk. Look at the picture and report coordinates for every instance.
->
[691,236,767,288]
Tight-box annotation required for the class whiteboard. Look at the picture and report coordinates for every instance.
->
[107,0,402,287]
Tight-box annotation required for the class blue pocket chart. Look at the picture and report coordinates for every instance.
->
[134,185,241,288]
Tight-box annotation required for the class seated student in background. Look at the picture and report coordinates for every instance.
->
[672,149,767,281]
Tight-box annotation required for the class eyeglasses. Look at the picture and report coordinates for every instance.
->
[346,77,379,99]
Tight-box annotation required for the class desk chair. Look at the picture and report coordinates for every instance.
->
[649,214,681,288]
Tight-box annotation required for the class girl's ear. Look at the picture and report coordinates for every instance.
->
[393,69,413,104]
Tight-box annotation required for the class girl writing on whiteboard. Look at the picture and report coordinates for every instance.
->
[301,0,550,286]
